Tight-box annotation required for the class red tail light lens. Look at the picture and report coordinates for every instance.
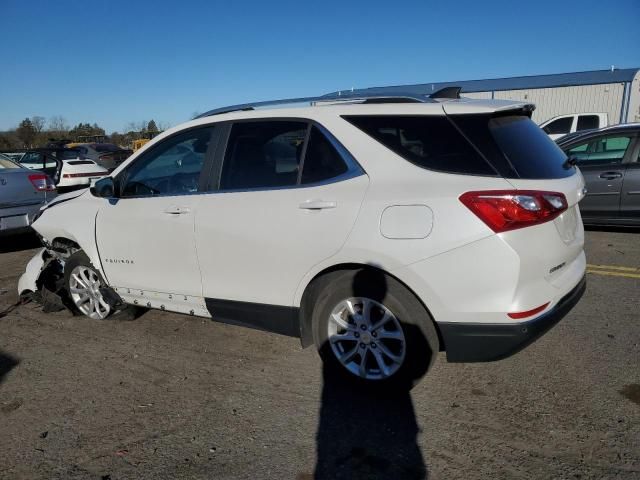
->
[460,190,568,233]
[28,174,56,192]
[508,302,550,319]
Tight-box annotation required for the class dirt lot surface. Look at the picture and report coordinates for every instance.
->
[1,229,639,479]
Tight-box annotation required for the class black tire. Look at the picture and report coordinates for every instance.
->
[63,251,136,320]
[311,268,439,391]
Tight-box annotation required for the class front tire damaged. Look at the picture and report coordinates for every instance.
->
[18,243,130,319]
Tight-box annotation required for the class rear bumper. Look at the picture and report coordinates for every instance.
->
[438,274,586,362]
[0,202,43,233]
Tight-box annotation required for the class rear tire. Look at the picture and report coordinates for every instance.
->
[311,268,439,391]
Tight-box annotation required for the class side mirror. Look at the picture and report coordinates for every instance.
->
[90,177,115,198]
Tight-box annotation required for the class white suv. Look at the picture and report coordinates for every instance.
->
[18,92,587,389]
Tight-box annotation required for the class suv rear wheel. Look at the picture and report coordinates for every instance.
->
[312,269,439,390]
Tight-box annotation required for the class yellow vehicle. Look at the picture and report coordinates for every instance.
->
[132,138,150,151]
[132,130,160,152]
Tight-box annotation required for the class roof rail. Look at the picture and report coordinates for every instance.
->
[195,92,431,118]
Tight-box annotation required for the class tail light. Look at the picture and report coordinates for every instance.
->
[63,172,106,178]
[508,302,550,319]
[460,190,568,233]
[28,174,56,192]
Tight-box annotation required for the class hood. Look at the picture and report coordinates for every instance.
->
[41,187,88,211]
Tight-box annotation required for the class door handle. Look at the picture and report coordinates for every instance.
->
[599,172,623,180]
[164,206,191,215]
[299,200,337,210]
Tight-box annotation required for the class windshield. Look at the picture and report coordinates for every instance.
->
[59,149,83,160]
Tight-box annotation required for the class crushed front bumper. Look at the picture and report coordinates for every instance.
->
[17,248,47,296]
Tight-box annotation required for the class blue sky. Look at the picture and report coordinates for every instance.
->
[1,0,638,133]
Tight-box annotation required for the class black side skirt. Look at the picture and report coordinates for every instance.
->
[205,298,300,338]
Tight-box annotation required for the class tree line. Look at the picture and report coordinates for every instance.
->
[0,117,165,150]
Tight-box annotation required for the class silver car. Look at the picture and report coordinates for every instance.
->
[0,154,56,235]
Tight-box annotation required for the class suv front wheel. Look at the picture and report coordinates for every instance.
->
[64,251,112,320]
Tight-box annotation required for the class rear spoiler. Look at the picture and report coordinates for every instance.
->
[443,100,536,118]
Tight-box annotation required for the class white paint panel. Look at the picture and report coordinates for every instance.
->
[380,205,433,239]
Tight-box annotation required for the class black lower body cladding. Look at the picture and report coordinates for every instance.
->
[438,275,586,362]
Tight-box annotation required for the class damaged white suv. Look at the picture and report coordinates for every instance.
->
[19,91,587,389]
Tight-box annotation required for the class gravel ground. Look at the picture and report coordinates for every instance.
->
[0,229,638,480]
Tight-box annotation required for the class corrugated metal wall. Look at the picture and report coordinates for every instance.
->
[465,83,625,125]
[626,71,640,123]
[458,91,492,100]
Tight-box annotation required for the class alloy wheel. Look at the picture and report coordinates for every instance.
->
[68,265,111,320]
[327,297,406,380]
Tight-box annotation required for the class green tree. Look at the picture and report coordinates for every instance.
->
[0,131,19,149]
[69,122,106,141]
[147,119,158,133]
[16,118,36,147]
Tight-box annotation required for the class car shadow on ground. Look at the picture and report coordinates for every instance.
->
[313,268,428,480]
[0,352,19,385]
[0,230,41,254]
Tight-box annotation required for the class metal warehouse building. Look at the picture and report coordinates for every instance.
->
[344,68,640,126]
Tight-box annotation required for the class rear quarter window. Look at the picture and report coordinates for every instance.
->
[451,114,574,179]
[343,115,496,176]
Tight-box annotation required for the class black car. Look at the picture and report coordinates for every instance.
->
[557,123,640,226]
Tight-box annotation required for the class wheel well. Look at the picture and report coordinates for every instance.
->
[50,237,81,260]
[298,263,444,350]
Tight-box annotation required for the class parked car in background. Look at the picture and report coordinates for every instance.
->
[18,149,108,191]
[540,113,608,140]
[557,123,640,226]
[19,93,586,390]
[0,153,56,235]
[69,143,132,171]
[1,151,27,163]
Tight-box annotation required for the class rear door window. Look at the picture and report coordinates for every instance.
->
[567,135,632,165]
[220,121,307,190]
[577,115,600,131]
[543,117,573,135]
[343,115,495,175]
